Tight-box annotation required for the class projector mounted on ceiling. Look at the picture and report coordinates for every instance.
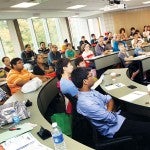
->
[108,0,121,5]
[104,3,127,12]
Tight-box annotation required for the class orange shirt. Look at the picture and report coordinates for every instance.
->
[7,69,34,94]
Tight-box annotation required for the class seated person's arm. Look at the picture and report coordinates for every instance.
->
[103,49,112,54]
[107,99,115,112]
[16,79,30,86]
[0,78,6,82]
[44,66,54,74]
[124,56,133,62]
[30,74,48,82]
[138,51,146,55]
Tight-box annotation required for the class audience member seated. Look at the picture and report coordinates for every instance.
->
[65,43,76,59]
[61,39,68,54]
[21,44,36,66]
[74,56,97,80]
[74,57,86,68]
[143,25,150,40]
[71,67,150,149]
[79,36,91,47]
[56,58,78,97]
[118,43,141,82]
[81,44,95,68]
[48,43,52,52]
[90,34,98,47]
[131,32,144,49]
[119,28,128,41]
[56,58,78,113]
[38,42,49,55]
[48,45,61,67]
[7,57,47,94]
[129,27,136,38]
[2,56,11,73]
[135,29,143,38]
[113,34,128,52]
[33,54,54,75]
[95,36,112,56]
[134,40,150,57]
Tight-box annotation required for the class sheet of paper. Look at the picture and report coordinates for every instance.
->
[91,75,104,89]
[2,132,53,150]
[120,91,148,102]
[105,83,125,91]
[0,123,36,143]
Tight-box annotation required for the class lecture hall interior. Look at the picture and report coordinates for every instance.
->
[0,0,150,150]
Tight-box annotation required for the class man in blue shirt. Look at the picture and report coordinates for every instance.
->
[71,67,150,147]
[113,34,127,52]
[134,40,145,56]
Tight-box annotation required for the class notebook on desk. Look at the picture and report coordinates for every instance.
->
[2,132,53,150]
[0,123,34,143]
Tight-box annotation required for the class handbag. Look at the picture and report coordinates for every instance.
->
[21,77,42,93]
[0,101,30,125]
[51,113,72,137]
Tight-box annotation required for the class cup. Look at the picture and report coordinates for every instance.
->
[110,72,117,79]
[110,72,117,84]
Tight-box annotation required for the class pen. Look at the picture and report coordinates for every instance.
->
[9,127,21,131]
[105,83,113,86]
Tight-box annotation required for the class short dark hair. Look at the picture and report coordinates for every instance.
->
[64,39,68,43]
[71,67,91,89]
[119,28,125,34]
[56,58,71,80]
[10,57,22,68]
[133,32,138,36]
[40,42,45,45]
[91,34,95,37]
[74,57,84,67]
[130,27,135,31]
[25,44,30,49]
[81,36,85,39]
[2,56,9,63]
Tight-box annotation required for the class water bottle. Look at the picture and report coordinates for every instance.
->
[51,122,67,150]
[12,110,20,125]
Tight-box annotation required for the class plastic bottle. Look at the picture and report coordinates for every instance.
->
[12,110,20,125]
[51,122,67,150]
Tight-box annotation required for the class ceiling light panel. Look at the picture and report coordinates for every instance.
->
[67,5,86,9]
[142,1,150,4]
[11,2,39,8]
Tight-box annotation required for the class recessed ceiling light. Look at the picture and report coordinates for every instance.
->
[70,15,79,18]
[142,1,150,4]
[123,0,131,2]
[11,2,39,8]
[67,5,86,9]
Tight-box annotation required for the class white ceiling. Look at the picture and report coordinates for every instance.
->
[0,0,149,19]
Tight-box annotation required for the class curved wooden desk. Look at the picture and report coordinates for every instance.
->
[97,68,150,117]
[2,79,93,150]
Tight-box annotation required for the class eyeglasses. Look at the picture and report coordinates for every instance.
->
[87,73,93,78]
[54,47,58,48]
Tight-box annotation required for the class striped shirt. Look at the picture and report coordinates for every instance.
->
[7,69,34,94]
